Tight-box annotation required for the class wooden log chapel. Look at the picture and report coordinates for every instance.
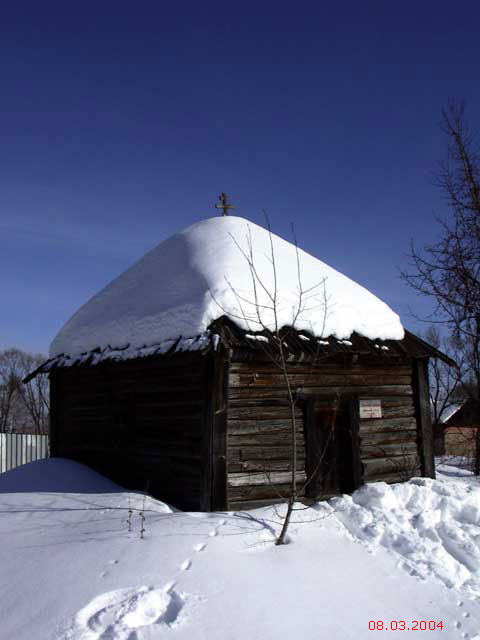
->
[26,204,453,511]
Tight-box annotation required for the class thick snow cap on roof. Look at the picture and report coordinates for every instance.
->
[50,216,404,358]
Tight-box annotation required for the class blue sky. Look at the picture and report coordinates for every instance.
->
[1,2,480,355]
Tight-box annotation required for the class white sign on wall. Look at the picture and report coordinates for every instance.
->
[359,399,382,419]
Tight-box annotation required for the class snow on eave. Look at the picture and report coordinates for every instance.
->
[24,332,217,381]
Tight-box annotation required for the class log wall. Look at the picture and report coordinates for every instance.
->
[50,355,206,510]
[226,360,420,510]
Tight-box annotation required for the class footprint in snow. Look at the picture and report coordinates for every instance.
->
[64,582,186,639]
[194,542,206,553]
[180,559,192,571]
[209,518,227,537]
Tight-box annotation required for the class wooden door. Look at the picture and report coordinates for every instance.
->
[305,395,339,499]
[305,394,362,500]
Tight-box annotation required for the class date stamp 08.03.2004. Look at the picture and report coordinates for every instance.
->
[369,621,444,631]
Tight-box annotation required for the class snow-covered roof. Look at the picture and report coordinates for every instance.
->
[50,216,404,359]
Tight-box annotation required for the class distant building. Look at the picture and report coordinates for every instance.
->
[442,400,480,458]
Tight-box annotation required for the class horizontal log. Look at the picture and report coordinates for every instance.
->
[360,397,415,407]
[359,417,417,434]
[229,398,300,408]
[228,498,286,511]
[61,357,204,379]
[360,441,418,459]
[228,420,304,435]
[230,373,411,387]
[152,479,201,494]
[125,467,200,479]
[368,405,415,420]
[135,404,202,419]
[135,416,202,428]
[124,444,203,458]
[62,395,109,409]
[135,390,204,405]
[228,470,306,487]
[229,396,413,411]
[128,443,202,456]
[229,385,413,400]
[228,460,305,473]
[228,482,305,501]
[231,350,412,366]
[362,454,419,479]
[228,406,302,419]
[229,446,306,462]
[59,418,112,431]
[364,467,422,484]
[228,432,305,447]
[63,372,203,391]
[65,407,112,419]
[57,440,203,458]
[230,363,412,376]
[131,436,202,451]
[126,454,202,468]
[61,434,203,453]
[360,431,417,446]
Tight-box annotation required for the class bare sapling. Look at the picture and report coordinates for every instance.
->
[211,214,330,545]
[127,494,133,533]
[139,481,149,539]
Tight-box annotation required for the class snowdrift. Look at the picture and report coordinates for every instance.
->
[329,477,480,596]
[0,458,122,493]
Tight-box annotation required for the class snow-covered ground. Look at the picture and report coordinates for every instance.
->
[0,458,479,640]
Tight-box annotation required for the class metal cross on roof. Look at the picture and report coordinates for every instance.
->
[215,192,234,216]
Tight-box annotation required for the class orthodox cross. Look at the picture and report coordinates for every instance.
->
[215,192,234,216]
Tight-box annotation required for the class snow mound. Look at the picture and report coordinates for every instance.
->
[330,478,480,596]
[0,458,123,494]
[50,216,404,358]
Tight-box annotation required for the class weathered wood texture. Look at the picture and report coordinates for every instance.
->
[50,355,207,510]
[209,349,230,511]
[412,358,435,479]
[227,361,420,508]
[49,346,429,512]
[227,388,306,508]
[305,395,339,499]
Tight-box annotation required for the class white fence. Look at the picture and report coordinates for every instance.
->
[0,433,49,473]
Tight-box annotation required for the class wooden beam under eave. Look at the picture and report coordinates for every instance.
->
[413,358,435,479]
[49,371,59,457]
[201,347,230,511]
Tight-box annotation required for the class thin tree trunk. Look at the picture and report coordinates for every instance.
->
[275,495,295,545]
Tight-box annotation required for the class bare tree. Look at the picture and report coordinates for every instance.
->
[0,349,49,434]
[211,217,330,545]
[17,351,50,434]
[425,326,460,454]
[0,349,23,432]
[401,100,480,472]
